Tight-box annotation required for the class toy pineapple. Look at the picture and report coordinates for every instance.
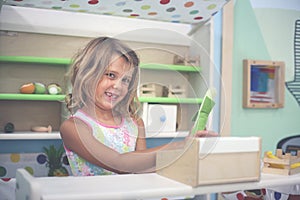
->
[43,144,69,176]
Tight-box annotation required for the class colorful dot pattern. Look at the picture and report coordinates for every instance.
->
[4,0,229,24]
[221,189,296,200]
[0,153,70,179]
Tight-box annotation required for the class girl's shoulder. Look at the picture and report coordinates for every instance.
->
[60,114,90,134]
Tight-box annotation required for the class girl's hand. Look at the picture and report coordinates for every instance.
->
[182,130,218,148]
[193,130,219,137]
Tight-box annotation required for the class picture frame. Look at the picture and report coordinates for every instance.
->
[243,59,285,108]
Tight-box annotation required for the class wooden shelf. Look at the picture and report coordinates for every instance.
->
[0,56,201,72]
[0,132,61,140]
[0,131,188,140]
[139,97,202,104]
[0,94,201,104]
[146,131,189,138]
[0,56,202,140]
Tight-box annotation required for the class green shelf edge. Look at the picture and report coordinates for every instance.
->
[140,63,201,72]
[0,56,71,65]
[0,94,66,101]
[0,56,201,72]
[0,94,202,104]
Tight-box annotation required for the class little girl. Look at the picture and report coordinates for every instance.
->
[60,36,216,176]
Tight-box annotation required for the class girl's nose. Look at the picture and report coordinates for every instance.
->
[112,79,122,89]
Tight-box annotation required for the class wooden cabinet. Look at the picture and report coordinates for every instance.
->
[0,56,69,139]
[0,56,203,139]
[139,63,203,137]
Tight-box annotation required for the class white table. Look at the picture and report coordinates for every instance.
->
[15,169,300,200]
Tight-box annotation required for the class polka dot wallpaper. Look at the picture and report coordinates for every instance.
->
[4,0,229,24]
[0,153,70,179]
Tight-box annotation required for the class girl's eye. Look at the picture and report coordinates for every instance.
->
[122,77,131,85]
[105,72,116,79]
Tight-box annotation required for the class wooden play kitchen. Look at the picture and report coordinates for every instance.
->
[156,137,262,187]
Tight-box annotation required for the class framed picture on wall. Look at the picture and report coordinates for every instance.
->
[243,59,285,108]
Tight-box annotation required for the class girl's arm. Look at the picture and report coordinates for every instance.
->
[60,117,156,174]
[60,118,218,174]
[134,118,184,152]
[135,118,147,151]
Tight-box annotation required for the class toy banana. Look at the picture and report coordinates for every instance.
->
[291,162,300,169]
[266,151,300,169]
[266,151,284,169]
[266,151,279,159]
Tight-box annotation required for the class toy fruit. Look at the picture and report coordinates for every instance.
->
[47,83,62,95]
[20,83,35,94]
[20,82,46,94]
[34,82,46,94]
[292,162,300,169]
[266,151,284,169]
[4,122,14,133]
[266,151,300,169]
[31,125,52,133]
[43,145,69,176]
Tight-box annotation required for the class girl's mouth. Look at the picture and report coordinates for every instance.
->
[105,91,119,101]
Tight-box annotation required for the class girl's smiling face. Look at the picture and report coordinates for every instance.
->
[95,56,134,111]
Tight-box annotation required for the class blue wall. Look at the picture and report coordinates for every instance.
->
[231,0,300,154]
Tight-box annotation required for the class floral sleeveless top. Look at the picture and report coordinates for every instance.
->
[64,110,139,176]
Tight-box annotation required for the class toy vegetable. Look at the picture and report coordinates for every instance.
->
[47,83,62,95]
[20,82,46,94]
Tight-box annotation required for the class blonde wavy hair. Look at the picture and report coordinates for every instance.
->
[65,37,141,119]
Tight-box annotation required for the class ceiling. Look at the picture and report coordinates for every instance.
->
[2,0,229,25]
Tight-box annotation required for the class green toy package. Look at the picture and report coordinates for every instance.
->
[191,87,216,135]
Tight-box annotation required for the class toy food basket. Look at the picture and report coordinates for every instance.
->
[262,149,300,175]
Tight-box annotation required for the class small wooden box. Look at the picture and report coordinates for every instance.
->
[156,137,261,187]
[173,55,200,66]
[168,85,186,98]
[262,149,300,176]
[139,83,163,97]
